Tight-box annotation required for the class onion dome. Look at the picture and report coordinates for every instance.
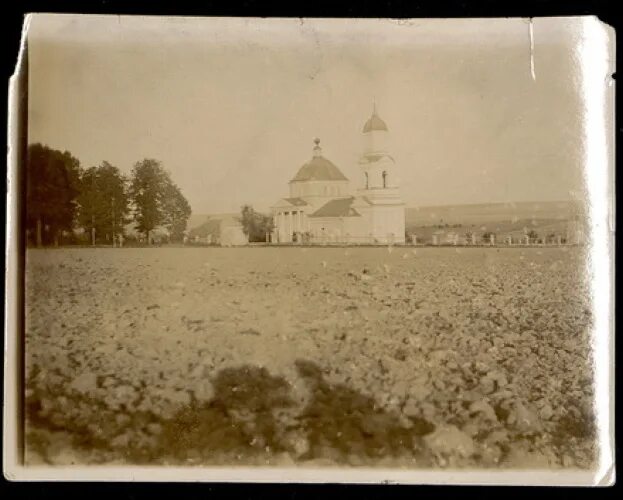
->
[362,103,388,133]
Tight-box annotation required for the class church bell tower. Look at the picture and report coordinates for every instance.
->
[356,104,406,243]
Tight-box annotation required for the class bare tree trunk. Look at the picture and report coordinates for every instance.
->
[36,218,42,247]
[146,230,150,245]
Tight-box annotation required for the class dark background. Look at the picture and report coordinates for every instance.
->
[2,0,619,499]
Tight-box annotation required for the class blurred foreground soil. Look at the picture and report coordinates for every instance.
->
[24,247,596,468]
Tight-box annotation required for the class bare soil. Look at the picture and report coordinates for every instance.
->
[24,246,596,468]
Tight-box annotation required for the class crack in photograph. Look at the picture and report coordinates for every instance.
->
[5,14,615,484]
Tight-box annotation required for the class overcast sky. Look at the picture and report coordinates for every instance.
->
[27,15,588,214]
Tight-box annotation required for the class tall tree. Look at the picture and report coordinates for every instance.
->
[129,159,191,243]
[162,181,192,242]
[129,159,167,243]
[77,162,129,244]
[25,143,81,246]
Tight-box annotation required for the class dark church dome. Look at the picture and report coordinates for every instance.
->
[290,139,348,182]
[362,112,388,133]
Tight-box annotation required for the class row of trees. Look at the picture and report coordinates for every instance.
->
[25,143,191,246]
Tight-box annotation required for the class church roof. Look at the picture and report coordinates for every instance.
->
[291,138,348,183]
[283,197,309,206]
[188,218,222,238]
[309,197,361,218]
[362,112,388,133]
[290,156,348,182]
[360,153,395,164]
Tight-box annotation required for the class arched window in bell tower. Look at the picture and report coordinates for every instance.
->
[382,170,388,188]
[365,172,369,189]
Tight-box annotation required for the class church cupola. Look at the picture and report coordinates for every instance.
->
[362,103,389,155]
[288,137,350,200]
[358,103,398,191]
[362,104,388,133]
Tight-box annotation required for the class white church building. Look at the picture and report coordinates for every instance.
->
[271,107,405,245]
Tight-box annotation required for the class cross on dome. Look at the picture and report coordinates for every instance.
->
[313,137,322,157]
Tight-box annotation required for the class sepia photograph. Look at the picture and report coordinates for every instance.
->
[4,14,615,484]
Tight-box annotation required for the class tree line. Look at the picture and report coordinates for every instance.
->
[25,143,191,247]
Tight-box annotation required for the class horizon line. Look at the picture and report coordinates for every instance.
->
[190,198,584,216]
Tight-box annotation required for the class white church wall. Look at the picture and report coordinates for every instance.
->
[367,205,406,244]
[343,215,372,244]
[308,217,345,243]
[290,180,349,199]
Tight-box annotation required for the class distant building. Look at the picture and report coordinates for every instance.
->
[220,217,248,246]
[271,106,405,244]
[189,215,248,246]
[431,231,444,245]
[444,232,459,245]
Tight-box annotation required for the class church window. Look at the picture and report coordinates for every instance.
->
[382,171,388,188]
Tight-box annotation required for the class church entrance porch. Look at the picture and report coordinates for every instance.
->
[273,209,307,243]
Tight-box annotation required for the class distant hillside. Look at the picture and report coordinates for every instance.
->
[189,201,585,239]
[405,201,586,243]
[406,201,584,228]
[407,218,577,242]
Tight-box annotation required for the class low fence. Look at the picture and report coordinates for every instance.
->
[264,241,583,248]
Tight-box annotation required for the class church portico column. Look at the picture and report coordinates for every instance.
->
[286,212,290,240]
[277,212,281,240]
